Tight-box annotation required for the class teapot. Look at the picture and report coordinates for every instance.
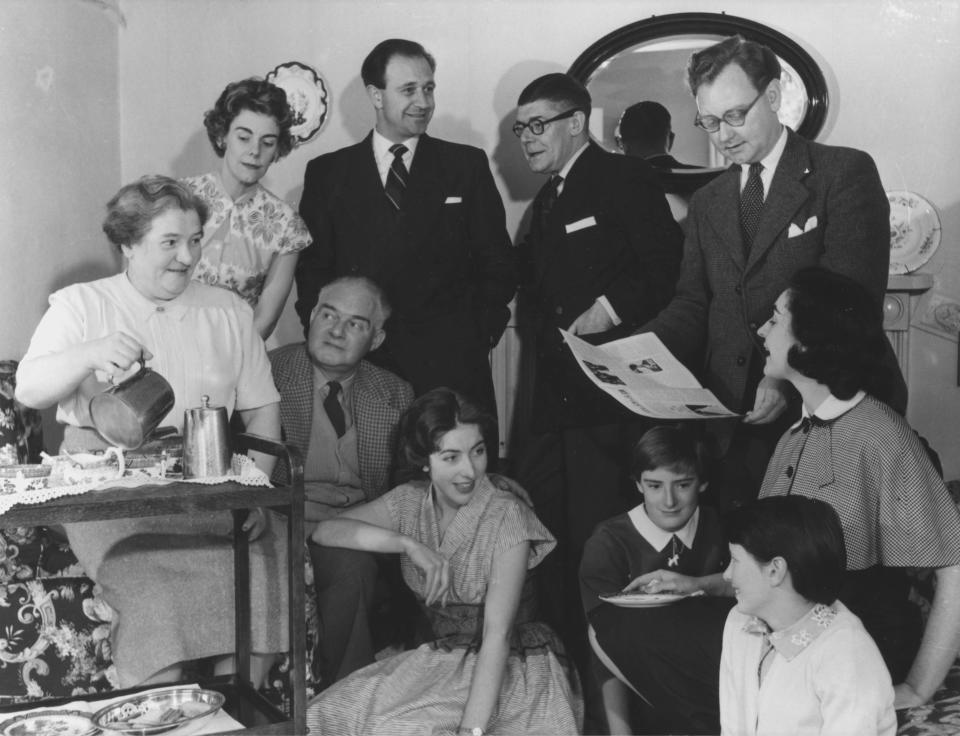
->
[89,363,175,450]
[183,395,232,479]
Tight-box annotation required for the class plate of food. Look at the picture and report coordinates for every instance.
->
[92,687,224,736]
[0,709,97,736]
[599,590,705,608]
[887,190,941,274]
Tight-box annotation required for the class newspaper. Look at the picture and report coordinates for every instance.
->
[561,329,740,420]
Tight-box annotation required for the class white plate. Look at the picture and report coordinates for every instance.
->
[887,190,941,274]
[599,591,703,608]
[0,709,97,736]
[266,61,329,145]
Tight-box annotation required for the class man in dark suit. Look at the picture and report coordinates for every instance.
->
[295,39,515,423]
[270,275,414,687]
[640,35,904,509]
[513,72,683,674]
[617,100,699,170]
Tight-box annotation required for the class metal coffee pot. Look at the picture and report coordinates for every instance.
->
[183,395,232,479]
[89,363,175,450]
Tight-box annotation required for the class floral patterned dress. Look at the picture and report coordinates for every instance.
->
[306,474,583,735]
[183,173,310,307]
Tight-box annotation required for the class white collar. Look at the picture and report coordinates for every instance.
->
[372,128,419,164]
[791,390,866,429]
[555,140,590,182]
[739,125,787,189]
[627,504,700,553]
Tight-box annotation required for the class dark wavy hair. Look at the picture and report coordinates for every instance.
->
[785,267,891,399]
[102,175,208,251]
[361,39,436,89]
[396,388,497,483]
[203,78,295,160]
[630,424,711,483]
[686,34,781,96]
[517,72,591,119]
[726,495,846,605]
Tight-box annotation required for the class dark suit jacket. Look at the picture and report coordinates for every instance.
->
[645,153,700,170]
[643,129,898,414]
[295,133,516,409]
[521,143,683,430]
[268,344,414,499]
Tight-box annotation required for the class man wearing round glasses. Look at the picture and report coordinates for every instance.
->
[512,72,683,677]
[639,35,901,514]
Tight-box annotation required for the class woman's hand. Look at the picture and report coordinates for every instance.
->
[83,332,151,379]
[624,569,700,595]
[894,682,924,710]
[405,540,451,606]
[242,507,267,541]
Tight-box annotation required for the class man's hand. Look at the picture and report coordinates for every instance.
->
[569,300,615,336]
[743,376,789,425]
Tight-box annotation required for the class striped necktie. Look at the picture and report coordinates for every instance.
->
[739,162,764,252]
[385,143,409,211]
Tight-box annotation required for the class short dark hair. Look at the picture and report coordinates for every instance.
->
[313,275,393,326]
[361,39,436,89]
[630,424,711,482]
[517,73,591,119]
[102,175,208,251]
[203,78,295,160]
[397,388,497,482]
[726,495,846,605]
[686,35,781,96]
[785,267,892,400]
[619,101,671,145]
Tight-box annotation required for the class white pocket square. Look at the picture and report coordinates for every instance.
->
[789,216,818,238]
[444,196,463,204]
[565,216,597,234]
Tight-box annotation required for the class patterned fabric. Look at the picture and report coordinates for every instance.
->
[268,344,414,498]
[184,173,310,306]
[760,394,960,570]
[0,361,42,466]
[384,143,408,210]
[305,475,583,735]
[742,603,837,661]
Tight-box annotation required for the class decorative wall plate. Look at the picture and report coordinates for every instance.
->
[266,61,329,145]
[887,190,941,274]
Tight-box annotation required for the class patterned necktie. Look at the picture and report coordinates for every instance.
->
[535,175,562,234]
[384,143,409,210]
[739,162,764,251]
[323,381,346,438]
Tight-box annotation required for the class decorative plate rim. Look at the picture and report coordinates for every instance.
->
[0,709,97,736]
[266,60,329,146]
[886,189,941,275]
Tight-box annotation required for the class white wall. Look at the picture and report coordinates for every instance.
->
[4,0,959,473]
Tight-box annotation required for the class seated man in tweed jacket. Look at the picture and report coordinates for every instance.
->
[270,275,414,688]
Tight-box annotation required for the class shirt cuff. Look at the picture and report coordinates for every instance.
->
[597,296,622,326]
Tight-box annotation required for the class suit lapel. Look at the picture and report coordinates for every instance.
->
[746,131,813,273]
[342,133,398,228]
[285,347,315,458]
[702,166,746,270]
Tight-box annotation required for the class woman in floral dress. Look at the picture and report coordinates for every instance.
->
[306,388,582,735]
[184,78,310,339]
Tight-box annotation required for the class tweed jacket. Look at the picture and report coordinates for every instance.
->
[520,142,683,430]
[642,129,892,413]
[268,343,414,499]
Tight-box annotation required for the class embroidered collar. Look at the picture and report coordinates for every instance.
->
[628,504,699,553]
[789,390,866,431]
[742,602,839,661]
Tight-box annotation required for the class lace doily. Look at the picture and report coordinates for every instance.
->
[0,454,271,518]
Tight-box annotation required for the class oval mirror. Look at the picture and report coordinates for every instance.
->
[569,13,828,194]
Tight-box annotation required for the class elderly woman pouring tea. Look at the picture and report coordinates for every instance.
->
[15,175,287,688]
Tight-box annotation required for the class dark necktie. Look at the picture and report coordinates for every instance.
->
[534,174,562,235]
[323,381,346,438]
[739,162,764,251]
[384,143,409,210]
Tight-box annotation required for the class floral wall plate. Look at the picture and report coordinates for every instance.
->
[887,190,941,274]
[266,61,329,145]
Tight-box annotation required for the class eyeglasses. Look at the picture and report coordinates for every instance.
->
[693,87,767,133]
[313,306,372,335]
[512,108,583,137]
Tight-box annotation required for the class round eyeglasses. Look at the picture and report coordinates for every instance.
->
[694,88,767,133]
[512,108,583,137]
